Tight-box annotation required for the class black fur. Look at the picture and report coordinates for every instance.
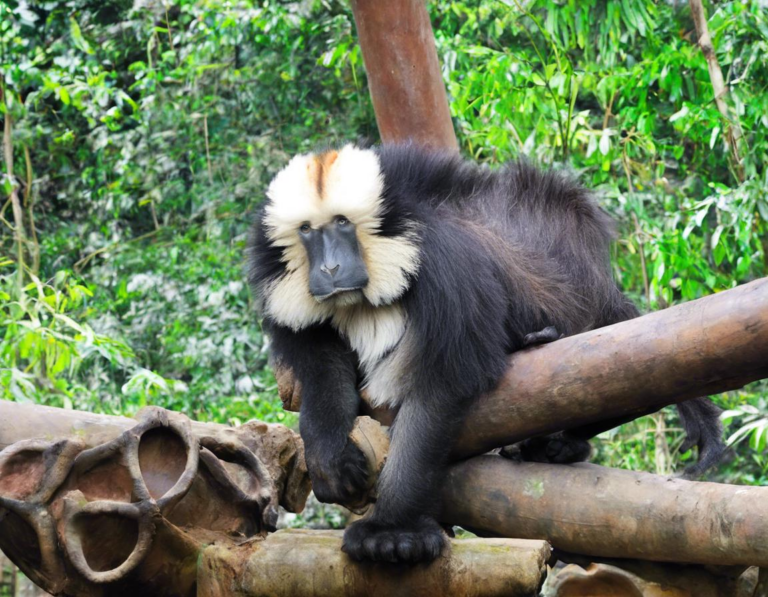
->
[247,144,724,563]
[248,207,288,298]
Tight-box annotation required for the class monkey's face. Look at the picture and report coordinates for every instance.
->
[298,215,369,303]
[257,145,421,330]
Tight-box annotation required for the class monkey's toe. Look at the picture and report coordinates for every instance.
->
[342,516,447,564]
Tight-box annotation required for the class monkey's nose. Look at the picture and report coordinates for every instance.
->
[320,264,340,277]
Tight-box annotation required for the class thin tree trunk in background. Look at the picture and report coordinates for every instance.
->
[23,146,40,276]
[689,0,746,181]
[350,0,458,151]
[1,83,27,289]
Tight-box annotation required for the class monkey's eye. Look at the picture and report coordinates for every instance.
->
[336,216,349,226]
[299,223,311,234]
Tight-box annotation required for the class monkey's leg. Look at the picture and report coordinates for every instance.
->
[342,395,466,564]
[503,327,583,463]
[505,406,663,464]
[675,397,725,478]
[505,432,593,464]
[267,322,370,506]
[547,398,724,477]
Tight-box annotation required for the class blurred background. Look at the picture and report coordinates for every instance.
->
[0,2,767,562]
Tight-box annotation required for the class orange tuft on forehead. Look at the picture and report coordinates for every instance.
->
[307,150,340,201]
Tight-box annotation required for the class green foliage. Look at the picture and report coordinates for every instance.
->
[0,266,133,409]
[0,0,766,480]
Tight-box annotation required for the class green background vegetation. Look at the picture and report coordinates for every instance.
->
[1,0,767,487]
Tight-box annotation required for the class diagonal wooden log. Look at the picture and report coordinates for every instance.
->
[278,278,768,459]
[455,277,768,457]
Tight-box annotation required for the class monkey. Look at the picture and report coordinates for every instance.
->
[246,143,724,564]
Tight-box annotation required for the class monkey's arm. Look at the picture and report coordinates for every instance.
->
[265,319,369,506]
[342,222,513,563]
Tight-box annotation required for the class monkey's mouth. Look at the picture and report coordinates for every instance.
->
[314,288,365,305]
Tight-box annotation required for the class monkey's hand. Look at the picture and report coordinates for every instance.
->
[342,515,447,564]
[305,439,370,507]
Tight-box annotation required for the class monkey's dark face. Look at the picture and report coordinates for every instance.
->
[299,216,369,301]
[258,144,421,331]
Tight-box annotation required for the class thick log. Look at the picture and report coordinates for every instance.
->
[441,455,768,567]
[455,277,768,457]
[350,0,458,151]
[0,401,231,450]
[198,529,550,597]
[0,405,312,596]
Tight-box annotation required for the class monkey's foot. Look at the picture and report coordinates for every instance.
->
[504,432,592,464]
[307,440,370,507]
[676,398,726,479]
[342,516,447,564]
[523,326,563,347]
[677,425,725,479]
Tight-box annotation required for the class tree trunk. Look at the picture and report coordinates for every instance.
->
[350,0,458,151]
